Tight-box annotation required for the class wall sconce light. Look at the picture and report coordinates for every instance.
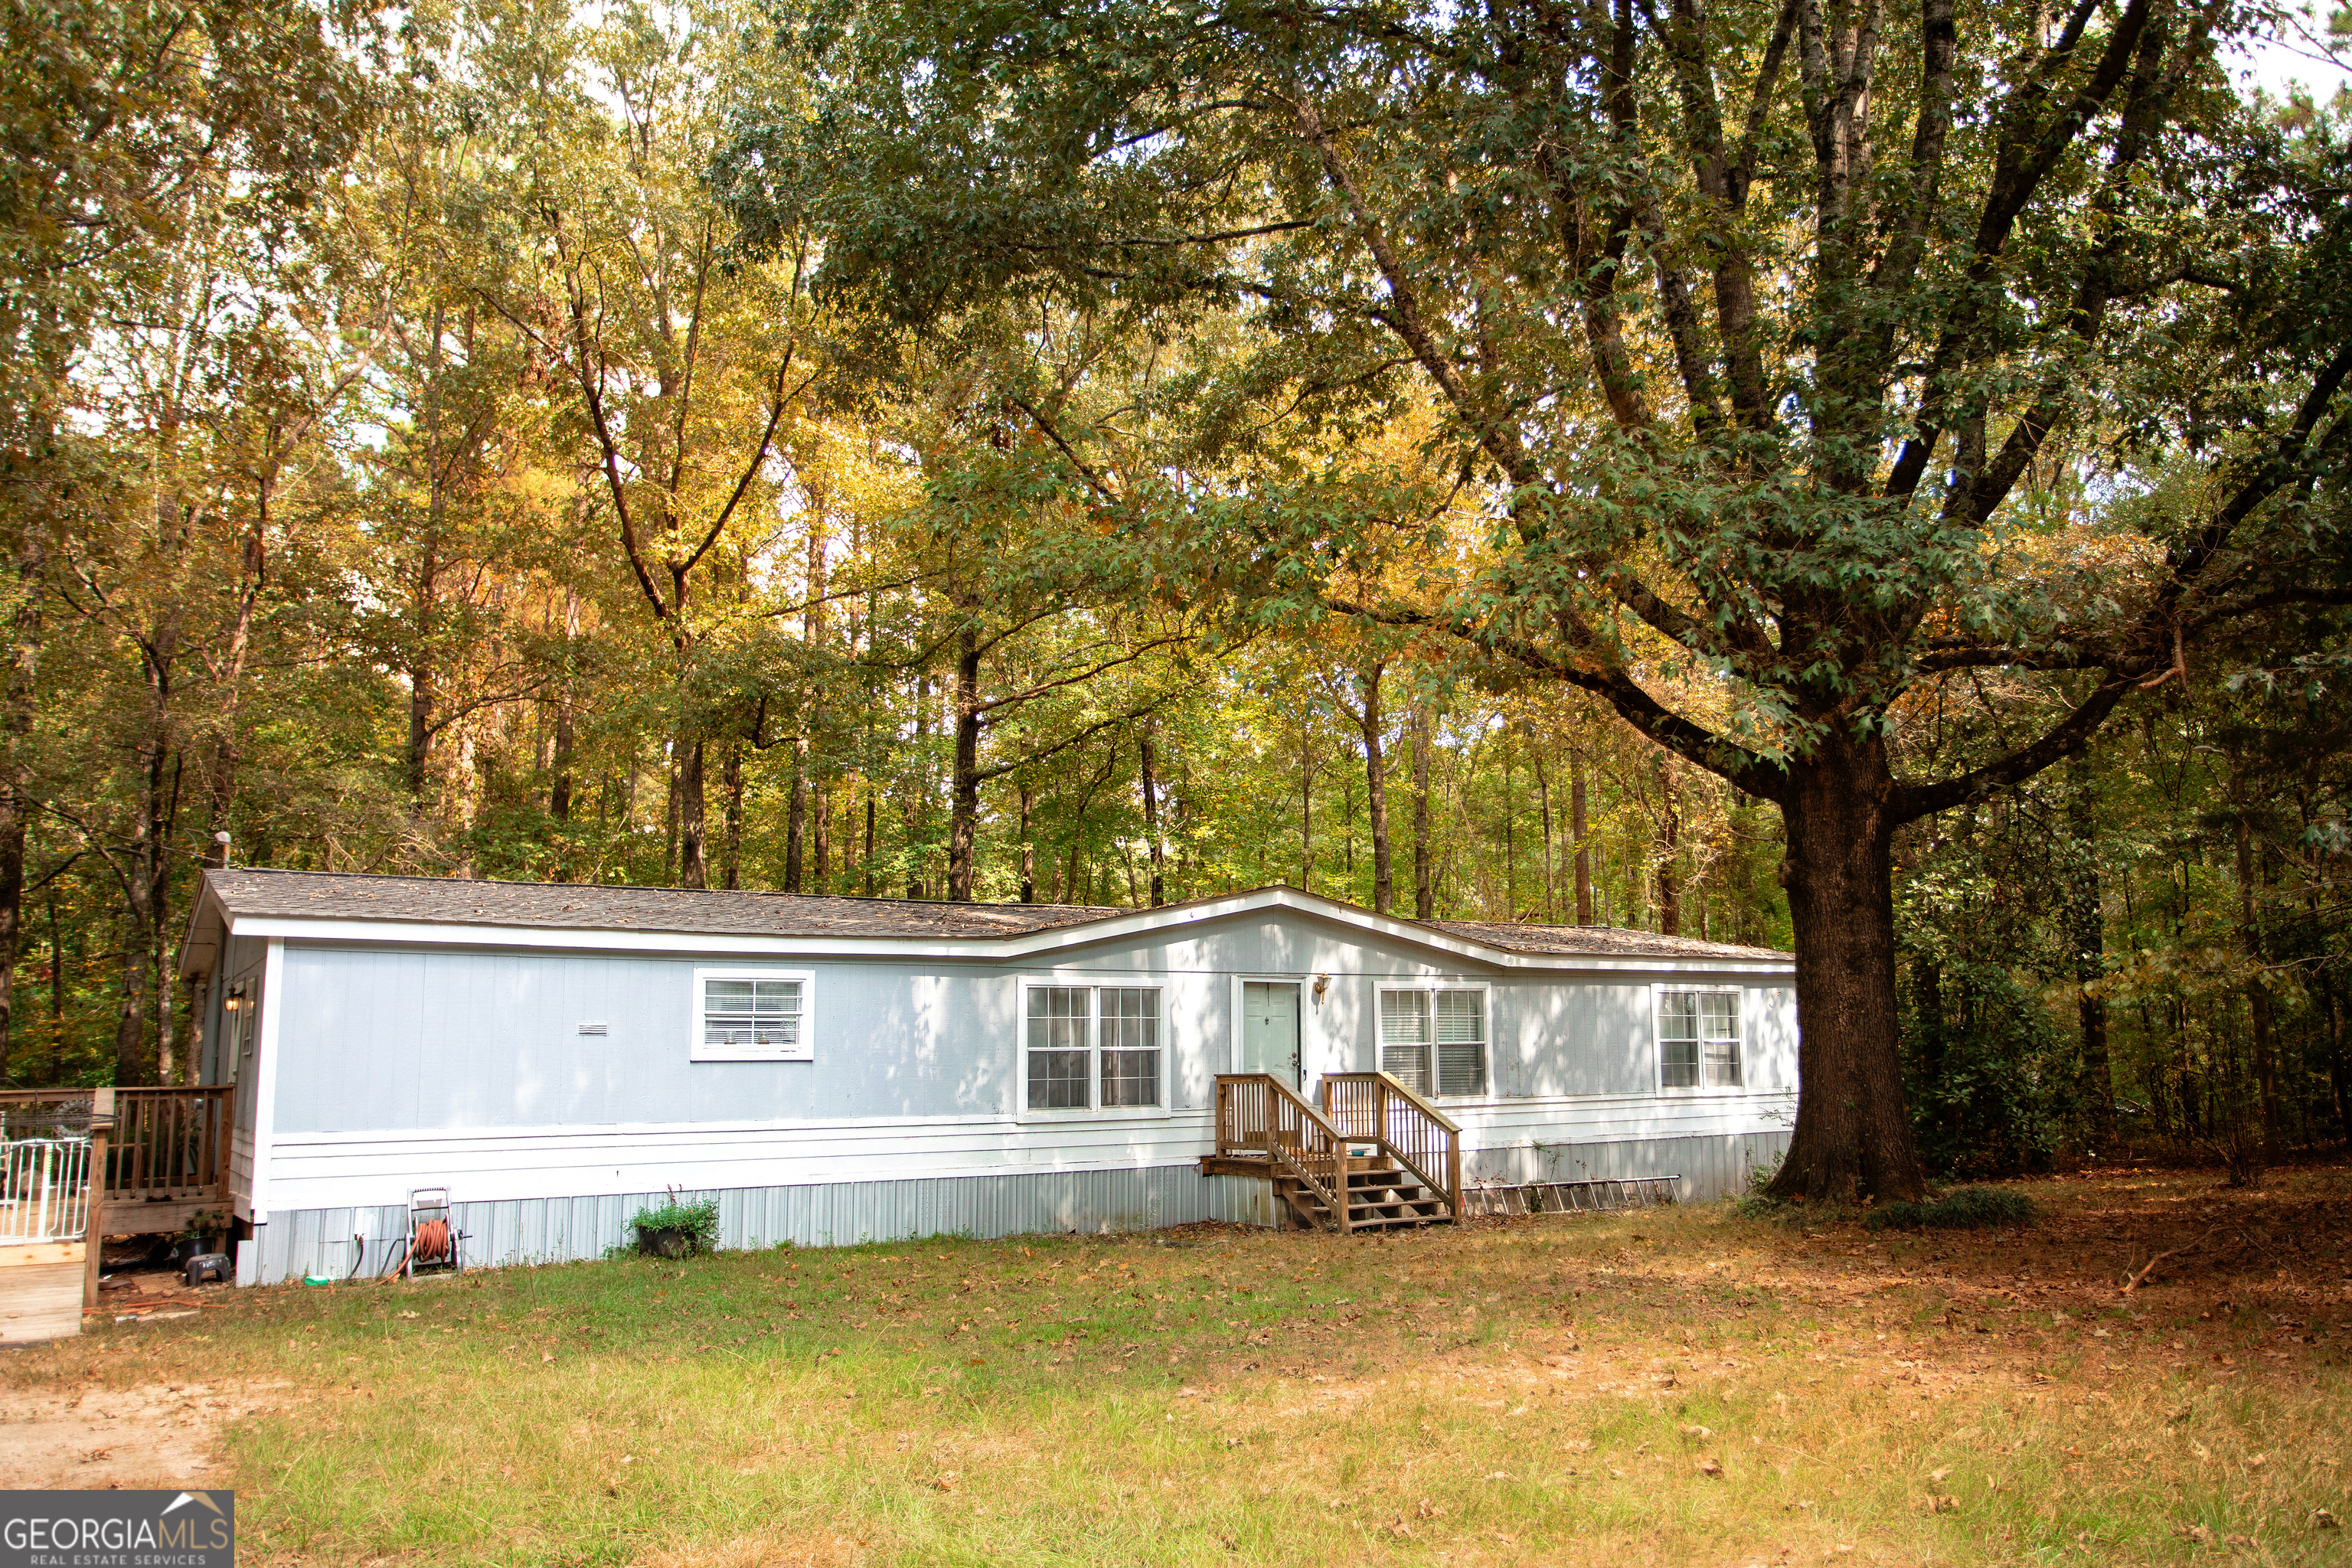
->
[1312,975,1330,1004]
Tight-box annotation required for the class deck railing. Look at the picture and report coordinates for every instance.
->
[0,1086,233,1216]
[1318,1070,1462,1220]
[0,1136,93,1244]
[1214,1073,1355,1233]
[107,1086,234,1204]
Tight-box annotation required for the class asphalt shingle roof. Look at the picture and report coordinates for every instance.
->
[1428,919,1788,962]
[201,868,1119,939]
[198,867,1791,962]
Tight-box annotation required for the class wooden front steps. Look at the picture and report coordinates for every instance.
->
[1280,1157,1450,1231]
[1206,1072,1463,1235]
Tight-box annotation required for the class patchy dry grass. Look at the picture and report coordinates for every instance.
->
[6,1164,2351,1566]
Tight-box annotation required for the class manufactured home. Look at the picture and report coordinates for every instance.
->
[175,868,1796,1285]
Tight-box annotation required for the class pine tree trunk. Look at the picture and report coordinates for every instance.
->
[1413,708,1433,919]
[1534,751,1553,923]
[1570,743,1592,924]
[906,671,930,899]
[948,622,982,902]
[2321,973,2350,1141]
[2231,766,2279,1152]
[811,779,829,892]
[1501,742,1515,918]
[550,588,579,832]
[0,512,41,1085]
[1298,704,1313,893]
[723,743,743,890]
[1018,778,1036,903]
[677,737,707,889]
[1138,726,1165,907]
[2066,777,2113,1148]
[786,738,808,892]
[113,909,150,1086]
[1763,743,1926,1203]
[1656,758,1681,936]
[1357,665,1391,916]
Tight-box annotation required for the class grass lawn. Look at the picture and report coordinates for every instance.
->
[7,1165,2351,1566]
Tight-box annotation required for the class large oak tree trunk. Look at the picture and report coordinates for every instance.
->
[1766,740,1926,1203]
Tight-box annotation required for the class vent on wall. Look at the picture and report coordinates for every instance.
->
[577,1022,609,1036]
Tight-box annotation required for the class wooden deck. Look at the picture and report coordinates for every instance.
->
[1,1086,236,1239]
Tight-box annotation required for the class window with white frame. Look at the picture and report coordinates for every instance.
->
[690,969,815,1061]
[1378,985,1486,1096]
[1659,989,1741,1088]
[1024,984,1163,1111]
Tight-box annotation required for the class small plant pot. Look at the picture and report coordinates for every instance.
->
[637,1226,690,1259]
[172,1236,204,1266]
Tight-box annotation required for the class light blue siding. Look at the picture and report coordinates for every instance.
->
[270,910,1792,1135]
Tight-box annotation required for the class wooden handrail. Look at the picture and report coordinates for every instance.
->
[1215,1073,1354,1233]
[1318,1071,1462,1220]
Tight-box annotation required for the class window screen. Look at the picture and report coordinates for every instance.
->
[1435,989,1486,1096]
[703,978,803,1049]
[1380,989,1432,1096]
[1099,988,1161,1107]
[1660,991,1740,1088]
[1027,985,1091,1109]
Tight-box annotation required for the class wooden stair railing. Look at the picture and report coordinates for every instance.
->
[1214,1073,1355,1233]
[1318,1071,1462,1221]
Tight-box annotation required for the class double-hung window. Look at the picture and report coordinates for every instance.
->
[1658,988,1741,1088]
[1024,984,1163,1111]
[690,968,815,1061]
[1377,985,1487,1097]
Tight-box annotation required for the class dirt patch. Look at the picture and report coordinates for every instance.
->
[0,1381,263,1488]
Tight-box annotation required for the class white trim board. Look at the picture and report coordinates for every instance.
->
[247,938,284,1224]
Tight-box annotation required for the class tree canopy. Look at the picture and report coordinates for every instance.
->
[0,0,2347,1198]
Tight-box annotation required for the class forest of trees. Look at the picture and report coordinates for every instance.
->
[2,0,2347,1197]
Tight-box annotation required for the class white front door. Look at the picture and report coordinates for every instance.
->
[1241,981,1302,1088]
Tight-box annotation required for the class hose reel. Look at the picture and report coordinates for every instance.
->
[399,1187,464,1279]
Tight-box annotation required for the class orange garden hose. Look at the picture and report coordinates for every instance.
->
[412,1217,452,1265]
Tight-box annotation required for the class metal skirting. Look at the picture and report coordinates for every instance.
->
[249,1129,1790,1285]
[253,1166,1278,1285]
